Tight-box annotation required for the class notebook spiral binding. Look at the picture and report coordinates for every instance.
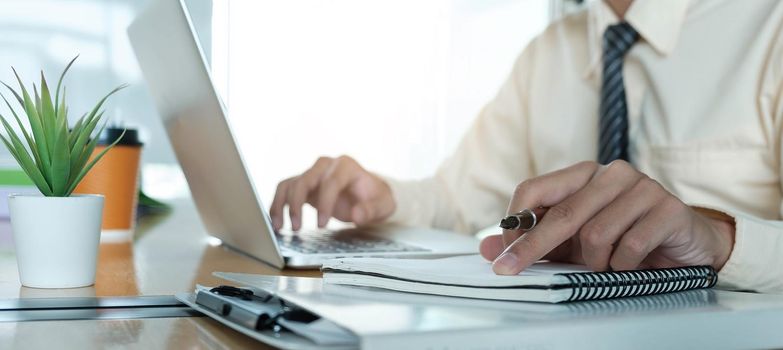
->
[558,266,718,302]
[565,289,715,315]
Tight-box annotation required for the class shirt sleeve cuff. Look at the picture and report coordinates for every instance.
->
[694,205,783,293]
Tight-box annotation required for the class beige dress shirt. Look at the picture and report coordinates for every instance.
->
[385,0,783,293]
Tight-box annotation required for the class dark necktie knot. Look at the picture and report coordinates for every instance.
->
[603,22,639,57]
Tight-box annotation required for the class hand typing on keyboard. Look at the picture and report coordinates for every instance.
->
[270,156,396,231]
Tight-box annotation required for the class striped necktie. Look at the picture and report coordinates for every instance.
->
[598,22,639,164]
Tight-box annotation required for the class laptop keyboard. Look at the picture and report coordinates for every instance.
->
[276,230,429,254]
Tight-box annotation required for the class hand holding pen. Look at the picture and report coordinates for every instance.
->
[480,161,736,276]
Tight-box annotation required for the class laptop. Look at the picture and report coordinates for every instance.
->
[127,0,478,268]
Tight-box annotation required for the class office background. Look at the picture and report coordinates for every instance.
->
[0,0,578,228]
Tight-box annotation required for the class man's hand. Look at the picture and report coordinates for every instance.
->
[479,160,736,275]
[270,156,395,231]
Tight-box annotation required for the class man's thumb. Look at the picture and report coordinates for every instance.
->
[351,197,393,226]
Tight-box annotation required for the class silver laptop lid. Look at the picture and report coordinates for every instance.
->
[128,0,285,268]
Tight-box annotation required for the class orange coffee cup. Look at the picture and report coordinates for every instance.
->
[74,128,142,242]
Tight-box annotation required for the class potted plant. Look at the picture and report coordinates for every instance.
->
[0,56,125,288]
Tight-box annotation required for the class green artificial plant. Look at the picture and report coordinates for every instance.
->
[0,56,125,197]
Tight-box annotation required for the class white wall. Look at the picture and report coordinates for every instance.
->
[211,0,551,226]
[0,0,552,221]
[0,0,198,165]
[0,0,213,198]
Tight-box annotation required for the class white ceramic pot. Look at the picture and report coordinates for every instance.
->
[8,194,104,288]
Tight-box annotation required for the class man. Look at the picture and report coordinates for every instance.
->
[270,0,783,293]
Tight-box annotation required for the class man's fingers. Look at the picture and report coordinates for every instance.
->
[506,162,600,215]
[286,180,308,231]
[315,156,361,227]
[609,198,685,271]
[351,194,395,226]
[494,161,642,275]
[286,157,333,231]
[480,233,572,263]
[270,179,291,231]
[270,156,391,230]
[502,161,599,248]
[351,203,370,226]
[480,234,505,261]
[578,176,662,271]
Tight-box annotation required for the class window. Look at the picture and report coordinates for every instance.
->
[211,0,551,225]
[0,0,553,225]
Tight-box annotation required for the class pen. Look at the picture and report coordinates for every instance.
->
[499,208,537,231]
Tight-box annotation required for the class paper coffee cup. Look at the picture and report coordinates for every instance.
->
[74,128,143,242]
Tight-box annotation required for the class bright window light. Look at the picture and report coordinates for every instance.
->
[211,0,550,227]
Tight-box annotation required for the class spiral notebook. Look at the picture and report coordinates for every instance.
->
[321,255,717,303]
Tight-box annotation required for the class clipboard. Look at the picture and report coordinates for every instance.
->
[177,273,783,350]
[176,285,358,350]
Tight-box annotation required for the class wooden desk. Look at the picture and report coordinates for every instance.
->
[0,199,312,349]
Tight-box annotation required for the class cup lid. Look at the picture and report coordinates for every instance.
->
[98,127,143,146]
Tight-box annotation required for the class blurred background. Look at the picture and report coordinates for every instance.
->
[0,0,583,227]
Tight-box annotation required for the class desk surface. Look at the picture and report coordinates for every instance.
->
[0,199,312,349]
[3,200,781,349]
